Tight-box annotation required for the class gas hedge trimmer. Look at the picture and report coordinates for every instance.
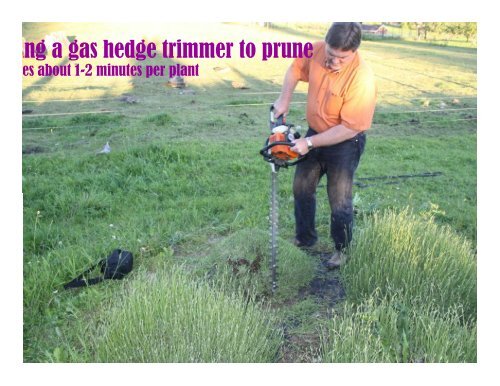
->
[259,106,305,294]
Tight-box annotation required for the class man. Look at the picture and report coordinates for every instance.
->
[273,22,377,269]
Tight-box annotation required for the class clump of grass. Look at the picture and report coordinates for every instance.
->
[321,293,476,363]
[70,113,121,125]
[22,117,63,129]
[343,209,476,321]
[198,229,316,301]
[143,113,174,126]
[88,266,282,362]
[225,99,264,106]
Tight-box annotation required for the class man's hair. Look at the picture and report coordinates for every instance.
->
[325,22,362,51]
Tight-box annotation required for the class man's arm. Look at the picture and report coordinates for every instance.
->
[290,66,375,155]
[291,124,359,155]
[273,65,301,118]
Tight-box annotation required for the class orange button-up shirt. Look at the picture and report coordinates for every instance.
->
[291,41,377,132]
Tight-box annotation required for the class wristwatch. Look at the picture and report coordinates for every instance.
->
[306,137,314,150]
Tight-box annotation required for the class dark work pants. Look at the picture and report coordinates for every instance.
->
[293,128,366,251]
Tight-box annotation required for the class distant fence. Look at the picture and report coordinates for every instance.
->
[362,29,477,48]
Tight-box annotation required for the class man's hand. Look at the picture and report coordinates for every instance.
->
[272,97,289,120]
[290,138,310,156]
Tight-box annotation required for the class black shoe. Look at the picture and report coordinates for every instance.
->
[293,238,316,249]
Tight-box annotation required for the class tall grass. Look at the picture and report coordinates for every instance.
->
[321,294,477,363]
[86,266,282,362]
[343,209,476,321]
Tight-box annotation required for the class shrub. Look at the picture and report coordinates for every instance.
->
[90,266,282,362]
[198,229,316,301]
[343,209,476,321]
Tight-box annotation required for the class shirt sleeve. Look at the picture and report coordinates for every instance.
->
[290,56,310,82]
[340,67,377,131]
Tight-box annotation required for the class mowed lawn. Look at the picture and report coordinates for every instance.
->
[22,22,476,363]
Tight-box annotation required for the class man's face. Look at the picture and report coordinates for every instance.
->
[324,45,356,71]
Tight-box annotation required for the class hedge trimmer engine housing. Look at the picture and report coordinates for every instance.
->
[265,125,300,167]
[260,109,302,171]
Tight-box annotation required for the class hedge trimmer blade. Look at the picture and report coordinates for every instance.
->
[269,167,278,294]
[260,106,306,295]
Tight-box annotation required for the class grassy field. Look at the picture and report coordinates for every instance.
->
[22,22,477,362]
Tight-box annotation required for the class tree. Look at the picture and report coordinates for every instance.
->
[456,23,477,42]
[416,23,440,40]
[405,22,439,40]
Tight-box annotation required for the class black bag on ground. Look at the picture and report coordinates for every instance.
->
[63,249,133,289]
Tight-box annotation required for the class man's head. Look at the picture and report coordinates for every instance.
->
[324,22,362,71]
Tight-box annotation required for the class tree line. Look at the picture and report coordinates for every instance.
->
[400,22,477,43]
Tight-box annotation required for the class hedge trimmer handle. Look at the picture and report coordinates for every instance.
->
[270,105,285,129]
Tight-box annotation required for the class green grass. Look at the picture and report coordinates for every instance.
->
[318,209,476,363]
[343,209,476,321]
[321,294,477,363]
[87,266,282,362]
[22,22,477,363]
